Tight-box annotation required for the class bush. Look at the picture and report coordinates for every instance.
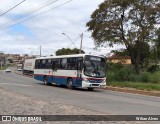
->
[114,67,132,81]
[107,62,160,84]
[107,63,135,82]
[138,72,150,83]
[107,71,115,82]
[107,62,123,71]
[149,72,160,83]
[147,65,159,73]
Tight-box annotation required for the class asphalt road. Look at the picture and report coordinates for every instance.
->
[0,67,160,115]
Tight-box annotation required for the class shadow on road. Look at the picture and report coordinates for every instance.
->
[34,82,104,92]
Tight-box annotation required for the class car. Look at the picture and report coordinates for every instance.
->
[17,68,22,71]
[5,68,11,72]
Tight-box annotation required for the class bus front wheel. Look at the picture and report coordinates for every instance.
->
[67,78,74,89]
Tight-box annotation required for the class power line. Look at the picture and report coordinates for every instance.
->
[67,36,80,47]
[0,0,59,29]
[0,0,26,17]
[1,0,73,31]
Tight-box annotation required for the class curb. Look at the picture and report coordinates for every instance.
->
[105,86,160,97]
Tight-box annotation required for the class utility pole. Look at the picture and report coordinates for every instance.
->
[80,33,83,53]
[40,46,42,57]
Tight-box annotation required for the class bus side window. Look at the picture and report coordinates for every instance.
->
[46,59,52,69]
[38,60,42,69]
[41,59,46,68]
[66,58,76,70]
[60,58,67,69]
[52,59,59,70]
[70,58,76,70]
[35,60,39,69]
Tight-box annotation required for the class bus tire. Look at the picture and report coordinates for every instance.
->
[67,78,74,89]
[44,76,49,85]
[88,87,94,91]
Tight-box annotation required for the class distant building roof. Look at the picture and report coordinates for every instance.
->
[107,54,131,60]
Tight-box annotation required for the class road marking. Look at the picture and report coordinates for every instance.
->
[0,83,34,87]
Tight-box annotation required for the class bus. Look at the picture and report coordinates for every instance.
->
[34,54,106,90]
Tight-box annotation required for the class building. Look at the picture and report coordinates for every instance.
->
[107,54,131,65]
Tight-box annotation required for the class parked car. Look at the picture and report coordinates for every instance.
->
[5,68,11,72]
[17,68,22,71]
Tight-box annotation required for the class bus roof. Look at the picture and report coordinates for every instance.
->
[35,54,105,60]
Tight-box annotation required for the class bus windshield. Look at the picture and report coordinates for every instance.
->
[84,55,106,78]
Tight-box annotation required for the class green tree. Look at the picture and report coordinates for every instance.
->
[56,48,85,56]
[154,29,160,61]
[87,0,160,74]
[150,28,160,65]
[156,29,160,60]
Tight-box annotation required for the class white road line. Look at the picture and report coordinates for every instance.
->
[0,83,34,87]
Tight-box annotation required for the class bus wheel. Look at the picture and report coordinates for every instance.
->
[67,78,73,89]
[44,76,48,85]
[88,88,94,91]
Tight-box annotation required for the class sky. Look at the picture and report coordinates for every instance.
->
[0,0,124,56]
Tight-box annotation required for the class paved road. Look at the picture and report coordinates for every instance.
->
[0,67,160,115]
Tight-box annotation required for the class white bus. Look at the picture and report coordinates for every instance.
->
[34,54,106,90]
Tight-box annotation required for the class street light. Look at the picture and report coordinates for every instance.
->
[62,33,77,48]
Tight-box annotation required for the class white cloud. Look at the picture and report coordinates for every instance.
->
[0,0,123,56]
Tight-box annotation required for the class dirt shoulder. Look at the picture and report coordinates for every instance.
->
[105,86,160,97]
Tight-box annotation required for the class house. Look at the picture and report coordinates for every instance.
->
[107,54,131,65]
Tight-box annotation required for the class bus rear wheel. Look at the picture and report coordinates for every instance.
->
[88,88,94,91]
[67,78,74,89]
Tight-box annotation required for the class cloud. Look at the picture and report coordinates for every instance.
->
[0,0,123,56]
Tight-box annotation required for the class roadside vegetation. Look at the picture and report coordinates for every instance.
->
[107,62,160,91]
[0,66,8,70]
[0,65,13,70]
[107,82,160,91]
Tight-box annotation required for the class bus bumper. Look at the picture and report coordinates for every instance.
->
[81,81,106,88]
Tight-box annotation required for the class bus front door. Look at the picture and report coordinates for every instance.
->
[52,60,58,84]
[77,59,83,86]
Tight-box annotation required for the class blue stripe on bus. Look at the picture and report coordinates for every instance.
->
[34,74,82,87]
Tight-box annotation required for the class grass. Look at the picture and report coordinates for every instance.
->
[107,82,160,91]
[0,65,10,70]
